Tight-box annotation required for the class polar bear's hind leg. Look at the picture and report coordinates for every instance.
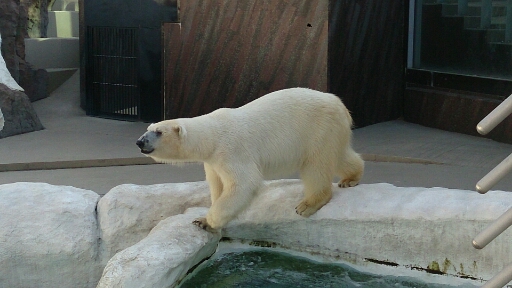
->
[295,166,333,217]
[337,148,364,188]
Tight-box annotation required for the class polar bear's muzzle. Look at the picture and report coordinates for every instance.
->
[136,131,159,154]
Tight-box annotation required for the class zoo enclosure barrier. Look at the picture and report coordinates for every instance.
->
[472,94,512,288]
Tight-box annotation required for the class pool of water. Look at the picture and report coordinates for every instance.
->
[178,250,469,288]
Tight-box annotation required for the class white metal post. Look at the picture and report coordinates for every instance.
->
[474,93,512,287]
[481,262,512,288]
[477,95,512,135]
[473,206,512,249]
[476,153,512,194]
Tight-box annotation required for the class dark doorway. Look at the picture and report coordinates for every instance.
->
[81,0,177,122]
[86,26,139,120]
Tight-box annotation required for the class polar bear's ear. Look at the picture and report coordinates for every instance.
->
[172,125,186,138]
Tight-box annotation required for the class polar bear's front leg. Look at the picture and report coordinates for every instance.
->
[192,217,217,233]
[204,163,223,204]
[195,166,262,230]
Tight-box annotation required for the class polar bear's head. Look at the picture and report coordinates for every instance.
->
[136,120,187,163]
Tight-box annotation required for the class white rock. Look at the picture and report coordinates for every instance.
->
[0,182,101,288]
[97,207,221,288]
[223,180,512,281]
[95,180,512,284]
[0,34,24,91]
[97,182,210,264]
[0,108,4,131]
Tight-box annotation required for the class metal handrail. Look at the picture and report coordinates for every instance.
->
[481,263,512,288]
[476,154,512,194]
[473,94,512,287]
[473,206,512,249]
[477,96,512,136]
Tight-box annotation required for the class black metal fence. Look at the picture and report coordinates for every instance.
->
[86,26,140,120]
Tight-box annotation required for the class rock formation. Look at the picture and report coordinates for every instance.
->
[0,82,44,137]
[0,183,102,288]
[97,182,210,265]
[0,33,43,138]
[0,0,49,101]
[1,180,509,287]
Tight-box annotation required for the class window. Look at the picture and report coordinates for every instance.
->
[409,0,512,80]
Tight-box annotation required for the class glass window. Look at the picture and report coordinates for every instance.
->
[409,0,512,80]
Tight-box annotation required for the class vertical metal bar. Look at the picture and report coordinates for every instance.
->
[413,0,422,68]
[458,0,468,16]
[112,28,116,114]
[136,28,140,119]
[407,0,416,68]
[481,262,512,288]
[128,28,132,115]
[506,0,512,42]
[481,0,492,29]
[134,28,137,116]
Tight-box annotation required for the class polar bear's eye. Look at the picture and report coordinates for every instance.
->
[155,131,162,136]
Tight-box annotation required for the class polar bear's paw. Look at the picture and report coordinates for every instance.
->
[295,201,320,217]
[338,179,359,188]
[193,217,217,233]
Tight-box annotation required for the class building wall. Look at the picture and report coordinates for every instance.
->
[405,73,512,144]
[163,0,406,126]
[328,0,406,128]
[162,0,328,119]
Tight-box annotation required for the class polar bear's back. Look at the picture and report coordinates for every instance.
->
[241,88,345,115]
[235,87,352,133]
[210,88,353,177]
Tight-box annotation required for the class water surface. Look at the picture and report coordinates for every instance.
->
[179,250,468,288]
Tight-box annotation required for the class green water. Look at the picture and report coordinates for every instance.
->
[179,250,469,288]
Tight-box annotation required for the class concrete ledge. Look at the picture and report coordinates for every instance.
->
[0,157,156,172]
[361,153,443,165]
[0,153,439,172]
[25,37,79,69]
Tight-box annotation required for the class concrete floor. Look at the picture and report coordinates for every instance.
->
[1,71,512,196]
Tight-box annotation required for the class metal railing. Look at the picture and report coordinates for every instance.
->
[472,94,512,288]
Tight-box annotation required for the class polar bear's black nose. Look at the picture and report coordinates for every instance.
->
[136,137,146,149]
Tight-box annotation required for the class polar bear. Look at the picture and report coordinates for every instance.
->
[136,88,364,231]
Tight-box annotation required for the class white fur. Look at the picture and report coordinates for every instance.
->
[141,88,364,230]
